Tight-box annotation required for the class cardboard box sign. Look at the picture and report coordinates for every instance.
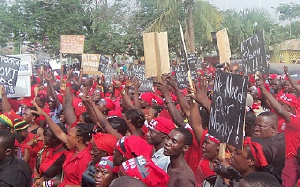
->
[82,54,103,76]
[143,32,170,78]
[60,35,85,54]
[216,28,231,64]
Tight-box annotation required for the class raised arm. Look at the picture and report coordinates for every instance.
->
[193,76,211,114]
[133,77,142,110]
[1,86,12,113]
[90,101,122,140]
[45,71,61,109]
[157,80,185,127]
[188,84,204,145]
[256,77,292,122]
[121,89,135,109]
[284,65,300,92]
[64,70,77,126]
[32,101,67,144]
[167,75,190,118]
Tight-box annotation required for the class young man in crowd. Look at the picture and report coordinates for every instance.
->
[164,127,196,187]
[146,117,175,172]
[0,130,31,186]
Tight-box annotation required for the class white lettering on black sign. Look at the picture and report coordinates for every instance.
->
[241,31,268,75]
[0,55,20,86]
[209,71,248,149]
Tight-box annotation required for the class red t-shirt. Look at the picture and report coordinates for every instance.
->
[184,125,202,174]
[195,129,216,186]
[59,147,92,186]
[282,114,300,158]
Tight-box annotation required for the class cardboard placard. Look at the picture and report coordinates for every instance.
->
[209,70,248,150]
[216,28,231,63]
[143,32,170,78]
[60,35,85,54]
[82,54,102,76]
[128,64,153,92]
[241,31,268,75]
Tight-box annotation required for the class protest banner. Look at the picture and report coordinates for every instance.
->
[3,54,32,98]
[180,53,198,79]
[82,54,102,76]
[128,64,153,92]
[60,35,85,54]
[209,70,248,150]
[216,28,231,63]
[241,31,268,75]
[143,32,170,78]
[103,67,117,86]
[173,64,189,89]
[0,55,20,87]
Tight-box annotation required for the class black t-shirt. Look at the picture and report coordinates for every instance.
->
[0,156,32,187]
[167,162,196,187]
[252,133,285,184]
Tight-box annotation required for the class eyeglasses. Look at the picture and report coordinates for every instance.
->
[254,124,272,129]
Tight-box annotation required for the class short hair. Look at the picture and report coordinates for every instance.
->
[257,112,278,126]
[75,123,93,143]
[174,127,193,146]
[0,130,15,150]
[245,111,256,129]
[239,172,280,187]
[108,117,128,136]
[109,176,147,187]
[81,112,93,124]
[124,109,145,129]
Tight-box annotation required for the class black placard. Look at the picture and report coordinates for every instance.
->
[209,71,248,150]
[128,64,153,92]
[104,67,117,86]
[0,55,20,86]
[241,31,268,75]
[173,64,189,89]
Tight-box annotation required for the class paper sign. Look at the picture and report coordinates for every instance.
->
[143,32,170,78]
[60,35,85,54]
[216,29,231,63]
[82,54,102,76]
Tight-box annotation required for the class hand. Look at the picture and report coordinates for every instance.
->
[114,80,122,89]
[66,69,74,82]
[156,80,169,95]
[0,85,6,96]
[166,75,178,90]
[125,79,133,88]
[133,77,141,90]
[45,71,53,82]
[283,65,288,74]
[31,100,46,116]
[214,156,230,168]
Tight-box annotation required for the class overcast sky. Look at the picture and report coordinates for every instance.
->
[208,0,296,10]
[207,0,296,21]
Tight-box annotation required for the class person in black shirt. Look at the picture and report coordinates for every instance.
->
[0,130,31,187]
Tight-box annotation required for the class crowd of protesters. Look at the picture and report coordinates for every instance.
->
[0,60,299,187]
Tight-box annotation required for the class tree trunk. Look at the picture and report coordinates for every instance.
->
[186,3,195,53]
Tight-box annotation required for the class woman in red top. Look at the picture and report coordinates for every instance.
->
[33,101,93,187]
[33,125,68,186]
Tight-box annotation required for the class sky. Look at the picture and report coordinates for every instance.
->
[207,0,297,21]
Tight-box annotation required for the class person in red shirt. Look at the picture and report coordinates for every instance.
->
[32,101,93,187]
[257,78,300,187]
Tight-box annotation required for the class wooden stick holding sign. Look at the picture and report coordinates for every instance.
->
[178,21,193,89]
[143,32,170,80]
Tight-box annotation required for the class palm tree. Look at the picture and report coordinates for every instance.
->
[146,0,222,53]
